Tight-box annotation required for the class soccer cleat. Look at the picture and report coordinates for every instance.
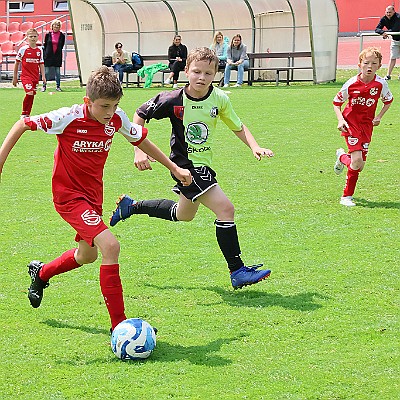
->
[164,78,171,85]
[27,260,49,308]
[334,148,346,175]
[56,87,62,92]
[110,194,138,227]
[340,196,356,207]
[384,75,391,80]
[41,84,46,92]
[230,264,271,289]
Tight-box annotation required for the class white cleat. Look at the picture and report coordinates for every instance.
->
[334,148,346,175]
[340,196,356,207]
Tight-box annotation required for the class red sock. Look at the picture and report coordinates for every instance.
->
[39,249,81,281]
[100,264,126,330]
[343,167,359,197]
[339,153,351,167]
[22,94,35,116]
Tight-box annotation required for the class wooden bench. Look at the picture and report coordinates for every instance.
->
[247,51,313,86]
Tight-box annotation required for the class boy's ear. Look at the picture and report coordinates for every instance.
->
[83,96,91,105]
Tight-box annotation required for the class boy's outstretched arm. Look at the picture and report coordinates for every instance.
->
[233,124,274,160]
[0,120,30,181]
[136,137,192,186]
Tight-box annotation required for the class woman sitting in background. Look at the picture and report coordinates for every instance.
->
[210,31,228,69]
[112,42,134,83]
[223,33,249,87]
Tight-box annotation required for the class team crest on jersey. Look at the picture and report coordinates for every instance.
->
[81,210,101,226]
[186,122,208,145]
[348,136,359,146]
[210,107,218,118]
[174,106,184,120]
[370,87,378,96]
[104,124,115,136]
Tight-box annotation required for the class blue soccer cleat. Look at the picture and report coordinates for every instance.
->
[110,194,138,227]
[230,264,271,289]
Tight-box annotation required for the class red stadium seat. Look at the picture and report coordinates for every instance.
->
[20,21,34,33]
[0,40,16,55]
[7,22,20,33]
[0,31,10,44]
[10,31,24,44]
[0,22,7,33]
[34,20,47,29]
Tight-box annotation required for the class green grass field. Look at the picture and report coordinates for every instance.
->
[0,72,399,399]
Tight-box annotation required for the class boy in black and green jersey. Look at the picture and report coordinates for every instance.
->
[111,47,274,289]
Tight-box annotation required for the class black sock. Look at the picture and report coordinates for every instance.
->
[133,199,178,221]
[215,220,244,272]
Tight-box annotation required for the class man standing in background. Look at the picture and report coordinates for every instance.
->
[375,5,400,80]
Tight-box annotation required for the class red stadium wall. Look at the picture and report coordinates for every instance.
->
[335,0,400,33]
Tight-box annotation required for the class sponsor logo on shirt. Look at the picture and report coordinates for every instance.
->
[187,146,211,154]
[350,97,375,107]
[81,210,101,226]
[192,105,203,109]
[185,121,208,144]
[25,58,40,63]
[72,139,112,152]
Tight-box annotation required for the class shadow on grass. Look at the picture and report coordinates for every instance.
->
[145,284,329,311]
[43,318,242,366]
[355,198,400,209]
[151,336,242,365]
[42,319,109,335]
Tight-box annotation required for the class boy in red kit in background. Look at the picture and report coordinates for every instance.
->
[13,28,46,118]
[333,47,393,207]
[0,66,191,331]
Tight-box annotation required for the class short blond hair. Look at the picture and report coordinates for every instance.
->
[86,66,123,101]
[51,19,62,30]
[186,47,219,72]
[359,47,382,64]
[25,28,38,37]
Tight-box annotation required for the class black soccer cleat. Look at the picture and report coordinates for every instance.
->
[27,260,49,308]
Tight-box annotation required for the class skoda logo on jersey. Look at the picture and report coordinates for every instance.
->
[186,122,208,145]
[104,124,115,136]
[210,107,218,118]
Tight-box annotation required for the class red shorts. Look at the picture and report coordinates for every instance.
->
[54,199,108,246]
[21,78,38,94]
[342,122,371,160]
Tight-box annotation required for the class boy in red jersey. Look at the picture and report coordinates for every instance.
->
[13,28,46,118]
[0,66,191,331]
[333,47,393,207]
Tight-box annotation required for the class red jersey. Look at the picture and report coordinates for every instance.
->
[25,104,147,208]
[333,74,393,138]
[16,45,44,82]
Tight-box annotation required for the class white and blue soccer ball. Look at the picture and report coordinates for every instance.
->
[111,318,157,360]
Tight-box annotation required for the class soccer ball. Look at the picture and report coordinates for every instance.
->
[111,318,157,360]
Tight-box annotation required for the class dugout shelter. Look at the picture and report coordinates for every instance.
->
[68,0,338,85]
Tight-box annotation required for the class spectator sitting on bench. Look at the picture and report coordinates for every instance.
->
[223,33,249,88]
[112,42,138,83]
[210,31,228,69]
[164,35,188,88]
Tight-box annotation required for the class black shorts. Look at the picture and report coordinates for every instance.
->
[172,166,218,202]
